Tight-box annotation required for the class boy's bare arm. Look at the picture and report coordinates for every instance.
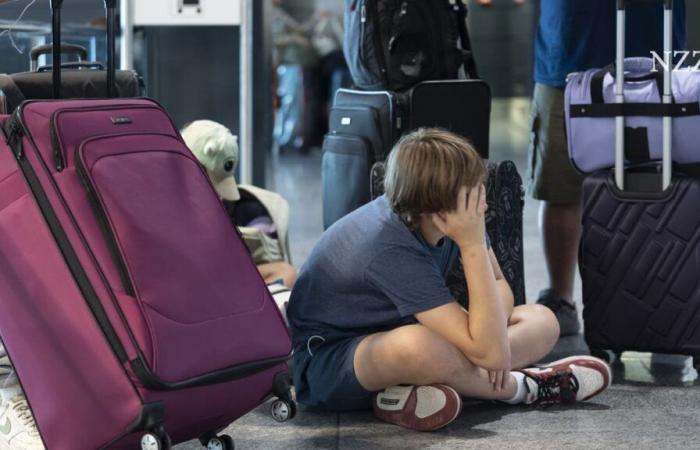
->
[489,249,515,318]
[416,185,511,371]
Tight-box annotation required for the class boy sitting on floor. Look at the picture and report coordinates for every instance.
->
[287,128,611,431]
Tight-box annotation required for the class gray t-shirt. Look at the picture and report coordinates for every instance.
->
[288,195,464,349]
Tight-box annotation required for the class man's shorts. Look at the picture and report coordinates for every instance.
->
[292,336,373,412]
[526,83,584,205]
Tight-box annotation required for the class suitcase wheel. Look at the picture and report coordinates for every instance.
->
[693,356,700,373]
[270,398,296,422]
[205,434,235,450]
[140,428,172,450]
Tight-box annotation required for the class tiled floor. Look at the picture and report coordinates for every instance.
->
[175,99,700,450]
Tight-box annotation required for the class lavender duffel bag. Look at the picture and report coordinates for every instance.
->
[565,57,700,174]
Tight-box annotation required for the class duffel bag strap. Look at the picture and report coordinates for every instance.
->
[590,63,667,105]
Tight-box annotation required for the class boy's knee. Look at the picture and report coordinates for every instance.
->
[529,304,560,344]
[388,326,473,382]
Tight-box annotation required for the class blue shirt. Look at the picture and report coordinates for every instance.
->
[535,0,686,88]
[287,196,461,349]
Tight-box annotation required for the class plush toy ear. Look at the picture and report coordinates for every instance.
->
[203,143,216,156]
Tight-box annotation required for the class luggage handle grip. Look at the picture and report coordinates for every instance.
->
[615,0,673,192]
[31,43,87,70]
[37,62,106,73]
[50,0,117,99]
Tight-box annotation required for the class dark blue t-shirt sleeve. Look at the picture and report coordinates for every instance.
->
[364,245,455,318]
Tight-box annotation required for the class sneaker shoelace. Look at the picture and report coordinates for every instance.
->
[12,400,39,436]
[528,370,579,405]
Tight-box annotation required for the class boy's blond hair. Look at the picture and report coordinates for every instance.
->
[384,128,486,227]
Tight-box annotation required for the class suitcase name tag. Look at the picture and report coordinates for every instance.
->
[341,117,352,126]
[111,116,133,125]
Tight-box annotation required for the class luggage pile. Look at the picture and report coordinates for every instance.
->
[0,1,294,449]
[565,0,700,363]
[322,0,526,306]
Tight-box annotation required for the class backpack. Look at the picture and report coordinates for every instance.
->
[343,0,477,92]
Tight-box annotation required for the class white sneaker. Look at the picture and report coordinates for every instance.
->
[373,384,463,431]
[0,395,44,450]
[518,355,612,405]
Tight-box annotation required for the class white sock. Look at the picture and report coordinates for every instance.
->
[502,371,527,405]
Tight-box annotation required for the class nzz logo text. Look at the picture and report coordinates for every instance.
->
[651,51,700,72]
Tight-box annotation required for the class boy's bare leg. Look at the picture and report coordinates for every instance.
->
[354,304,559,401]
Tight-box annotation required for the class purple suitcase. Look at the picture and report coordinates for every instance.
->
[581,0,700,366]
[0,3,293,449]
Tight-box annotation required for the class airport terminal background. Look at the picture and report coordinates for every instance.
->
[2,0,700,448]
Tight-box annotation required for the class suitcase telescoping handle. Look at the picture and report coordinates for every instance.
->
[615,0,673,191]
[49,0,118,99]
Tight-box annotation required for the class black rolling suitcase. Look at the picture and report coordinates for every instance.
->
[321,88,403,228]
[0,40,142,114]
[580,0,700,365]
[322,79,491,229]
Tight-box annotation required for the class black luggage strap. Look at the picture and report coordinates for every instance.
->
[0,74,26,113]
[576,64,699,118]
[570,102,700,118]
[454,0,478,79]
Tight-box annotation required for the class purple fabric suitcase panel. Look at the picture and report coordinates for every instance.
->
[565,58,700,174]
[581,172,700,355]
[77,132,286,381]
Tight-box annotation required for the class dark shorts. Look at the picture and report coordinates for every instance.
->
[526,83,584,204]
[292,336,373,412]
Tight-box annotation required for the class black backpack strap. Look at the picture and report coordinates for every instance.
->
[453,0,478,79]
[0,74,26,114]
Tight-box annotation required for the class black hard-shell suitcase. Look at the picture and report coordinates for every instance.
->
[581,0,700,365]
[582,171,700,362]
[322,79,491,229]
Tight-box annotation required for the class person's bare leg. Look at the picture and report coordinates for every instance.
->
[507,304,560,369]
[540,202,581,304]
[353,305,559,401]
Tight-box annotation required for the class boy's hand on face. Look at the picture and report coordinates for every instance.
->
[432,184,487,251]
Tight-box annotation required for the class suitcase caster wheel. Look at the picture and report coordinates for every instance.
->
[141,430,171,450]
[271,398,296,422]
[206,435,234,450]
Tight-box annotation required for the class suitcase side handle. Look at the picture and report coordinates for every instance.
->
[614,0,674,191]
[50,0,118,99]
